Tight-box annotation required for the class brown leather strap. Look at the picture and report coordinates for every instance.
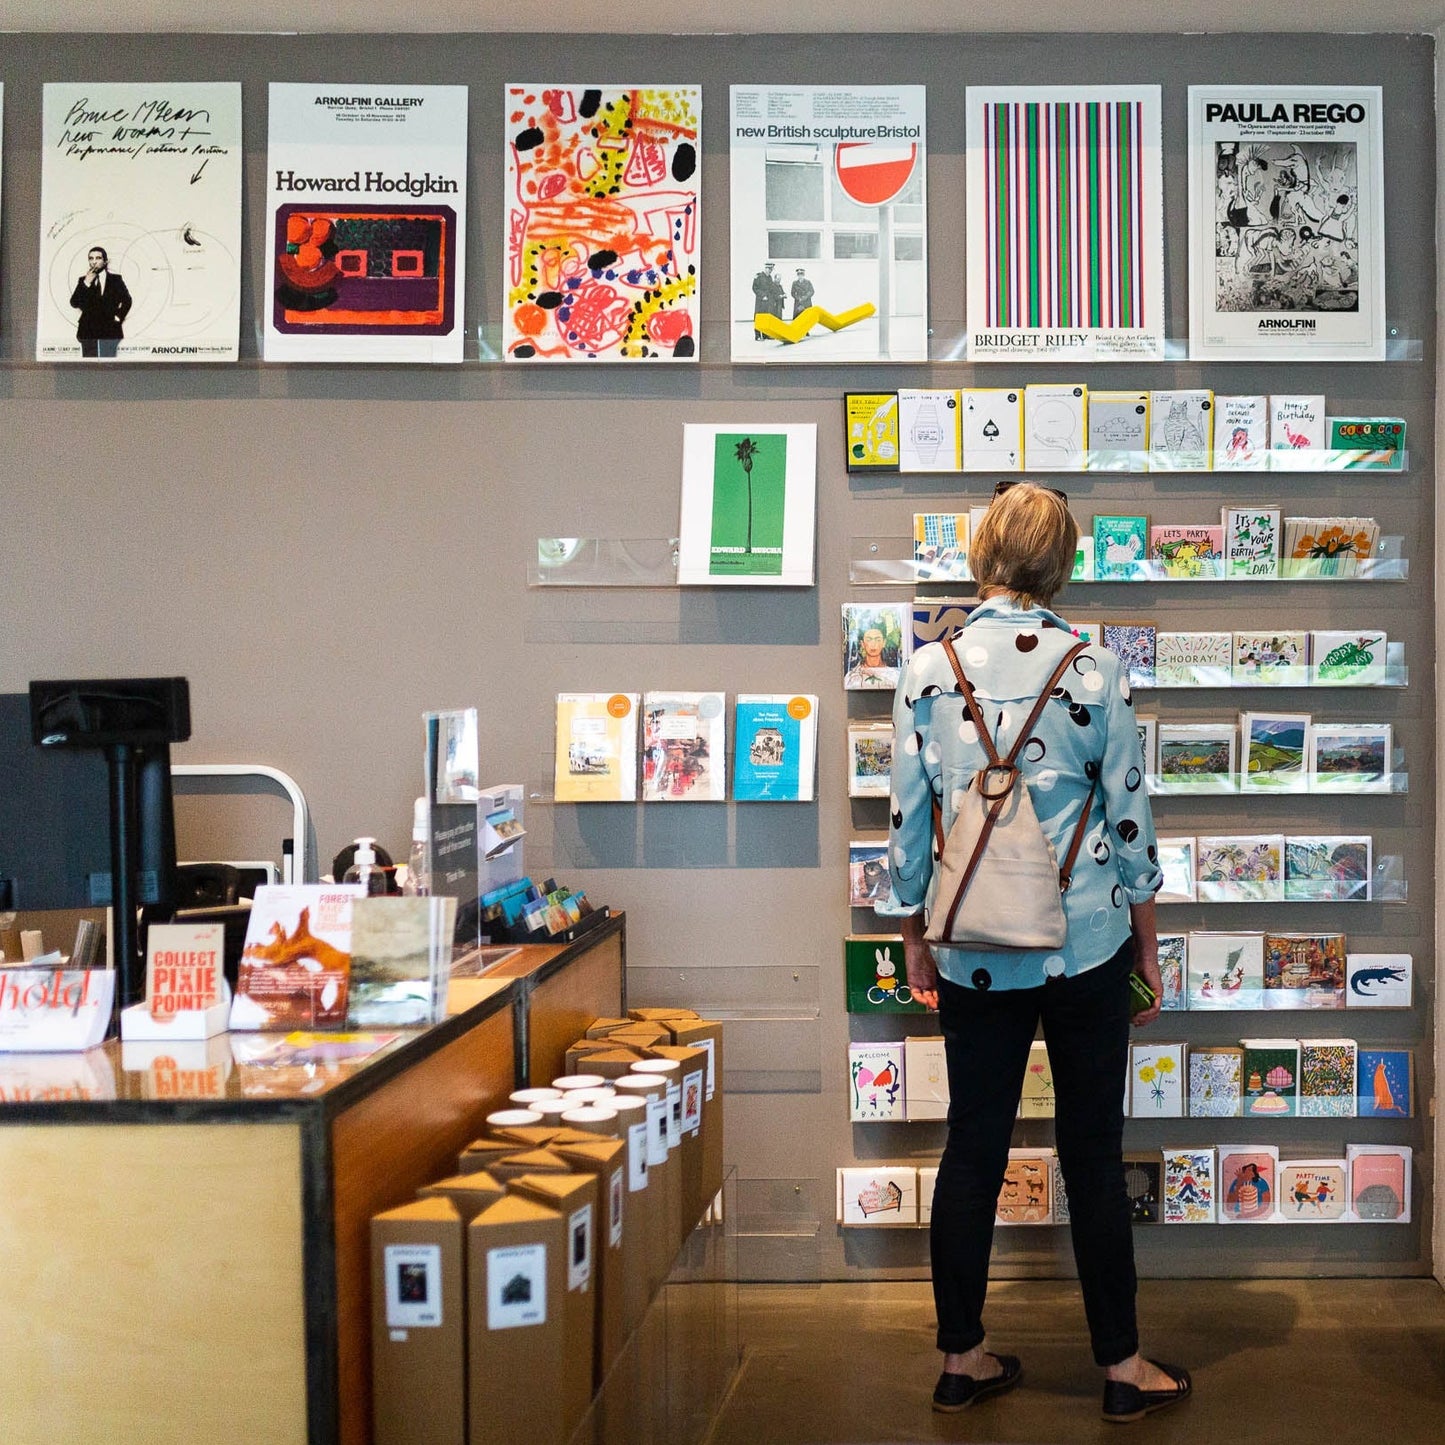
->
[1057,779,1098,893]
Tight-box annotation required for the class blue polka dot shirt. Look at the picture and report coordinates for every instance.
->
[880,598,1163,990]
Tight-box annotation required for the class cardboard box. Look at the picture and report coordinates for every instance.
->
[418,1172,506,1222]
[489,1124,571,1149]
[506,1173,599,1439]
[468,1195,567,1445]
[484,1148,572,1184]
[553,1138,632,1382]
[644,1043,710,1234]
[372,1197,466,1445]
[613,1074,678,1286]
[628,1007,698,1023]
[457,1138,521,1175]
[663,1019,724,1210]
[568,1046,644,1080]
[584,1017,633,1039]
[565,1039,621,1071]
[606,1026,670,1049]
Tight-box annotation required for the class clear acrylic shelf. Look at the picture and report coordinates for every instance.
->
[1149,771,1408,797]
[850,537,1408,586]
[531,537,680,588]
[1134,648,1407,690]
[851,449,1411,478]
[1158,855,1407,905]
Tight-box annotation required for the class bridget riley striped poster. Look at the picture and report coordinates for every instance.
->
[965,86,1163,362]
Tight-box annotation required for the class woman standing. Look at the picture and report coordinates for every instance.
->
[884,483,1192,1423]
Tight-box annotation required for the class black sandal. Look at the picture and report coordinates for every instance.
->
[1101,1358,1192,1423]
[932,1352,1022,1413]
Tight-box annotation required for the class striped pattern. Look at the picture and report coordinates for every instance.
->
[983,100,1145,331]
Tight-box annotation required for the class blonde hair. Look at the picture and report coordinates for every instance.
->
[969,484,1077,610]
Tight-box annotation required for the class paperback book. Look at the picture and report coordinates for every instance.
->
[1148,389,1212,470]
[1188,1046,1243,1119]
[1283,835,1371,902]
[1241,1039,1300,1118]
[913,512,970,583]
[847,722,894,798]
[1187,932,1264,1010]
[848,1042,905,1121]
[844,393,901,472]
[1087,391,1149,471]
[554,694,640,802]
[1024,384,1087,471]
[1218,1146,1279,1222]
[959,388,1023,471]
[1298,1038,1357,1118]
[733,696,817,802]
[641,692,726,802]
[1222,507,1281,578]
[843,603,910,691]
[1309,722,1391,792]
[848,840,891,909]
[1093,514,1149,580]
[1163,1149,1215,1224]
[1278,1160,1347,1222]
[1196,834,1284,902]
[1212,396,1269,471]
[1263,932,1347,1009]
[1154,632,1231,687]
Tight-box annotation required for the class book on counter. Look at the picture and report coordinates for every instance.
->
[347,894,458,1029]
[732,695,817,801]
[230,883,365,1032]
[554,693,640,803]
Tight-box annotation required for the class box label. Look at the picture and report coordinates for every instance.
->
[699,1036,716,1101]
[486,1243,547,1330]
[646,1096,669,1167]
[665,1080,682,1149]
[384,1243,442,1329]
[567,1203,594,1291]
[608,1168,624,1246]
[627,1122,649,1192]
[682,1069,704,1135]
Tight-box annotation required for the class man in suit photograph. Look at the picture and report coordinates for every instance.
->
[70,246,132,358]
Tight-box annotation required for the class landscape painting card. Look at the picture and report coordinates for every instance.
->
[503,83,699,362]
[1277,1159,1348,1222]
[1128,1041,1184,1119]
[640,692,726,802]
[1347,1144,1411,1222]
[1157,724,1235,792]
[677,424,816,586]
[1163,1148,1215,1224]
[1218,1146,1279,1222]
[1345,952,1411,1009]
[848,838,891,908]
[1239,711,1310,792]
[1187,930,1264,1010]
[1298,1038,1357,1118]
[964,86,1164,362]
[842,602,911,691]
[37,83,242,362]
[553,693,640,802]
[263,84,466,362]
[1263,932,1346,1009]
[730,84,927,364]
[1283,835,1371,902]
[1188,86,1386,361]
[1156,932,1186,1010]
[1309,722,1391,792]
[960,388,1023,470]
[1196,833,1284,902]
[1188,1046,1243,1119]
[847,722,894,798]
[1357,1048,1412,1118]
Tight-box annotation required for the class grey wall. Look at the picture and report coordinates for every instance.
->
[1,31,1434,1279]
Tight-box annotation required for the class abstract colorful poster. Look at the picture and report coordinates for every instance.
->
[503,83,699,362]
[730,85,927,363]
[965,86,1164,362]
[677,423,817,586]
[264,84,466,363]
[36,83,241,362]
[1188,86,1385,360]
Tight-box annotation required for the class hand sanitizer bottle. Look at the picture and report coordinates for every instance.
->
[342,837,388,896]
[402,799,430,896]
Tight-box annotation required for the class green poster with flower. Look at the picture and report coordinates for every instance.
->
[708,432,787,576]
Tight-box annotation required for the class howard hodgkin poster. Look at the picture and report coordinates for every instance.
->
[503,83,700,362]
[264,84,467,363]
[730,85,927,363]
[965,85,1164,362]
[36,83,241,362]
[1189,85,1385,360]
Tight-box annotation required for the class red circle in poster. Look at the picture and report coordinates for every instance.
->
[834,142,917,207]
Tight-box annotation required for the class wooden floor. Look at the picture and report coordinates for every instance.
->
[706,1277,1445,1443]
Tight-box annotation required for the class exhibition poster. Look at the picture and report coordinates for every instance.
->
[730,85,927,363]
[503,83,701,362]
[1188,85,1385,360]
[965,85,1164,362]
[36,82,242,362]
[677,423,817,586]
[264,84,467,363]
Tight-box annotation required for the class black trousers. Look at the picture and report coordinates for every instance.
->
[931,940,1139,1366]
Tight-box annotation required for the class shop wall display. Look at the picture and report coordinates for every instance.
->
[503,83,700,362]
[263,83,467,362]
[36,81,241,361]
[0,29,1434,1289]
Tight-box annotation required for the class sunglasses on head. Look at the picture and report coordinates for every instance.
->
[993,480,1069,503]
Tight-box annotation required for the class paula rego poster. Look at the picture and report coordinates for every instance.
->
[36,82,241,362]
[264,84,467,363]
[1188,85,1385,360]
[504,83,700,361]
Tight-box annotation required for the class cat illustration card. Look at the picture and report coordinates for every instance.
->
[1148,389,1213,470]
[1218,1146,1279,1223]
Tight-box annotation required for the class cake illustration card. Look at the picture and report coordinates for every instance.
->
[848,1042,905,1121]
[996,1151,1052,1225]
[1309,722,1391,792]
[1158,726,1235,791]
[1345,953,1411,1009]
[1129,1042,1184,1118]
[1196,834,1283,902]
[1240,712,1310,792]
[1213,396,1269,470]
[1222,507,1281,577]
[960,388,1023,471]
[1278,1160,1347,1222]
[1263,932,1346,1009]
[1157,933,1187,1010]
[1148,389,1212,470]
[1357,1048,1412,1118]
[1163,1149,1215,1224]
[1298,1038,1356,1118]
[1025,384,1087,471]
[1284,835,1371,902]
[1347,1144,1411,1222]
[1218,1146,1278,1222]
[1188,1046,1243,1118]
[1187,931,1264,1010]
[1241,1039,1299,1118]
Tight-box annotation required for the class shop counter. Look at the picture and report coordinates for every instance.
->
[0,911,626,1445]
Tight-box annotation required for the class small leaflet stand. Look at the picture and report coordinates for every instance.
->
[120,979,232,1042]
[0,968,117,1051]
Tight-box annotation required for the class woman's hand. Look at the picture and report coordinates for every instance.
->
[1129,898,1162,1027]
[900,913,940,1012]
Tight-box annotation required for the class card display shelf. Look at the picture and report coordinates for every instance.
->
[1148,772,1408,797]
[1135,651,1407,689]
[851,450,1413,480]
